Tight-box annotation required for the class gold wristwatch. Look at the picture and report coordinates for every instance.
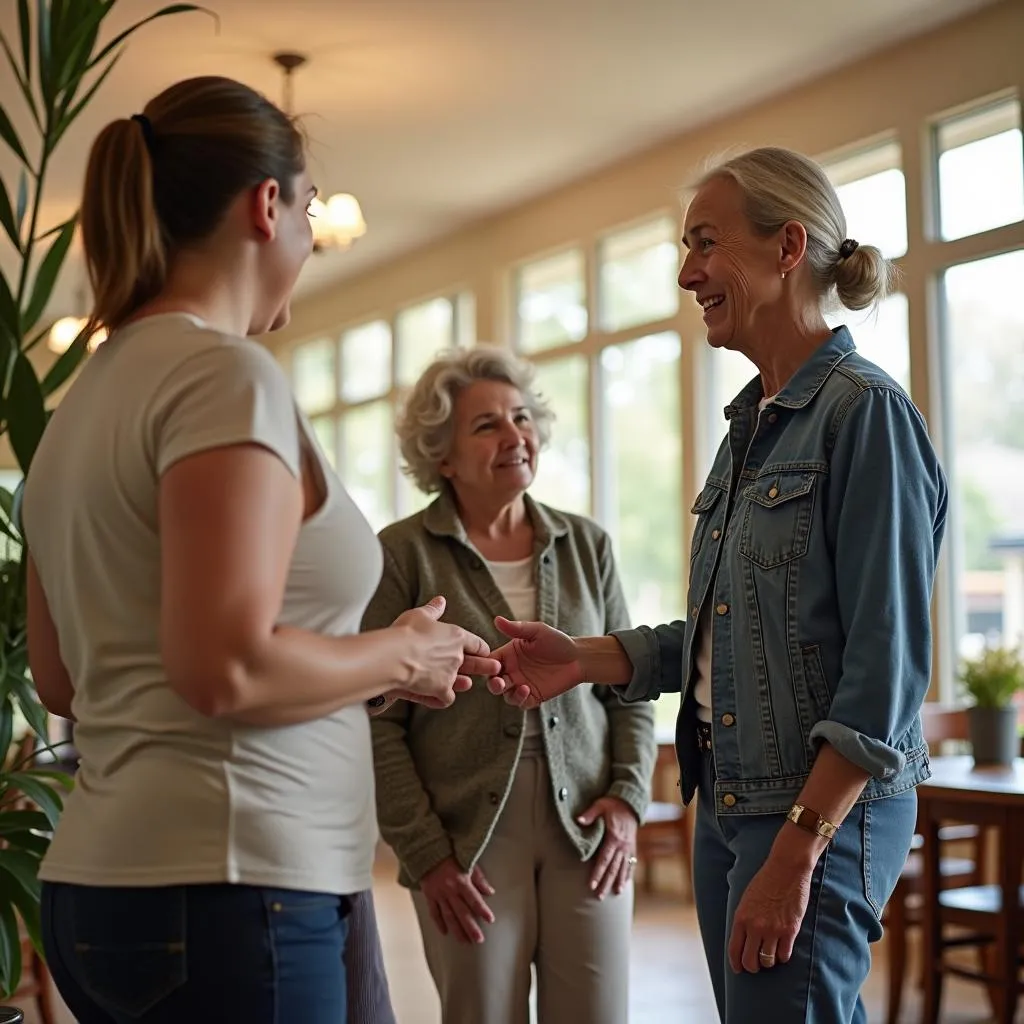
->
[786,803,838,841]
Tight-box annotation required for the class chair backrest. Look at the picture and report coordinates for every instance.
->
[921,704,969,746]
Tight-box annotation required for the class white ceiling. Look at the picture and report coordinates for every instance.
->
[0,0,999,317]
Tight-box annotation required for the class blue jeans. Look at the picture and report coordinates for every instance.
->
[693,746,916,1023]
[41,882,350,1024]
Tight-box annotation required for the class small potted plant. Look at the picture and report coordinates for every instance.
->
[959,644,1024,766]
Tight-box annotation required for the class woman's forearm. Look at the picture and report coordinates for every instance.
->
[167,625,422,726]
[769,743,872,871]
[574,635,634,686]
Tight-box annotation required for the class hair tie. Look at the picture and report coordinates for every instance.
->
[838,238,859,260]
[130,113,156,153]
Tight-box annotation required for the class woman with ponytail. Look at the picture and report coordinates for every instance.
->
[22,76,499,1024]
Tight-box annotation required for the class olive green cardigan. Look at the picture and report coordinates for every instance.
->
[362,490,657,889]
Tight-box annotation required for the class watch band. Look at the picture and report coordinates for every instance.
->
[786,803,838,841]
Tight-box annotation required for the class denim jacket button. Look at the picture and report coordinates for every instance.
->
[711,529,721,540]
[767,413,778,423]
[768,486,779,499]
[721,713,735,727]
[722,793,737,808]
[716,602,729,615]
[691,605,699,617]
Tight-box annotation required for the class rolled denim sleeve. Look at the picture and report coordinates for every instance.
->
[809,386,948,779]
[608,621,687,704]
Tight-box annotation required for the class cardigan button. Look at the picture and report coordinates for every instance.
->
[548,715,560,728]
[558,787,568,801]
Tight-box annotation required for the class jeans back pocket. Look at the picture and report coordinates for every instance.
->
[72,885,188,1017]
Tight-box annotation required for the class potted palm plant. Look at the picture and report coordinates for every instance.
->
[959,644,1024,767]
[0,0,205,1001]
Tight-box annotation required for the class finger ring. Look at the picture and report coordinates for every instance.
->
[758,950,776,968]
[627,856,638,866]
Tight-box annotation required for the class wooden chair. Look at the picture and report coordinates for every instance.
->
[883,705,987,1024]
[636,742,693,899]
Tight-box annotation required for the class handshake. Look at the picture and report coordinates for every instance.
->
[369,595,585,715]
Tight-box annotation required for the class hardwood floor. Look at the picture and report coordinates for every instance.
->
[32,860,1001,1023]
[371,860,998,1024]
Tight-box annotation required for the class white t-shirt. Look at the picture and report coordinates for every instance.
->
[24,313,382,895]
[483,555,542,736]
[692,394,776,723]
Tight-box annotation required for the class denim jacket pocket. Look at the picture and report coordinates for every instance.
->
[800,643,834,722]
[738,471,817,569]
[71,885,187,1017]
[690,484,725,568]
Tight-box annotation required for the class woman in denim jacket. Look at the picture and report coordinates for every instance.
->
[488,146,948,1023]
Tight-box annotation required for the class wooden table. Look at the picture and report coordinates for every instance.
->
[918,755,1024,1023]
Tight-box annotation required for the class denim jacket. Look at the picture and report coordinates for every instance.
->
[613,328,948,816]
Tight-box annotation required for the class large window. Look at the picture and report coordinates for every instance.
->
[601,332,683,629]
[943,250,1024,656]
[517,218,683,733]
[826,139,908,259]
[515,250,588,354]
[936,97,1023,242]
[823,140,912,388]
[530,356,591,516]
[935,95,1024,671]
[285,79,1024,707]
[288,293,472,530]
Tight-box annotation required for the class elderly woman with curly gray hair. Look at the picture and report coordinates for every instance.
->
[361,346,656,1024]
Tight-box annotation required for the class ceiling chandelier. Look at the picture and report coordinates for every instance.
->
[273,51,366,253]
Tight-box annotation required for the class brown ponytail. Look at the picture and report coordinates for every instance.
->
[81,117,167,332]
[80,77,305,333]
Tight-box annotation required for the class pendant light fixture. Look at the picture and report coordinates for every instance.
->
[274,51,367,253]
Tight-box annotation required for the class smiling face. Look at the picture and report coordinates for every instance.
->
[439,379,538,507]
[678,174,791,353]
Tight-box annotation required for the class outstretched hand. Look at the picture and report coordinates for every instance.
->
[487,616,584,708]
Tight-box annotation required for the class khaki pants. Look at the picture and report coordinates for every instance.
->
[412,740,633,1024]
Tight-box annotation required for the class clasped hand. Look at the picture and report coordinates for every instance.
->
[375,605,578,714]
[485,615,583,708]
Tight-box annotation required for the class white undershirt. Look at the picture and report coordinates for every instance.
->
[693,394,776,723]
[483,556,542,736]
